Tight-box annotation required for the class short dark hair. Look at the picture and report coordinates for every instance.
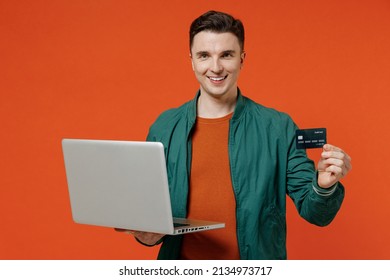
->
[189,10,245,52]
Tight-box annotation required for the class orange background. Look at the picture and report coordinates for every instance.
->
[1,0,389,260]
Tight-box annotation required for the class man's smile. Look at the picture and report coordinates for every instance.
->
[207,75,228,82]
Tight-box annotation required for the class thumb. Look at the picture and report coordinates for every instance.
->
[322,144,340,152]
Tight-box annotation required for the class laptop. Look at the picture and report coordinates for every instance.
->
[61,139,225,235]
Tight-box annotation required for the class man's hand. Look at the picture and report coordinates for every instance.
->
[115,228,165,246]
[317,144,352,188]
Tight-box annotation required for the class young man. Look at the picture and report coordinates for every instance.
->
[118,10,352,259]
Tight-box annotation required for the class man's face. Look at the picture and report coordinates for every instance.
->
[190,31,245,99]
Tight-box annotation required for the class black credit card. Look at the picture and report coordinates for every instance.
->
[296,128,327,149]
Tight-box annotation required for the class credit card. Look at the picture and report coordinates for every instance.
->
[296,128,327,149]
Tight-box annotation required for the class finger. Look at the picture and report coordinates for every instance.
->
[322,144,343,152]
[321,149,350,162]
[323,144,352,161]
[319,161,351,178]
[114,228,136,235]
[346,160,352,171]
[321,165,344,177]
[321,158,344,169]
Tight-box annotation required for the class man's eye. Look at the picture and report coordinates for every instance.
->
[222,53,233,58]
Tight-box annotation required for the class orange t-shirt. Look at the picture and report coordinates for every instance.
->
[180,113,240,259]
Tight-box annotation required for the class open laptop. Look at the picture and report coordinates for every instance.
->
[62,139,225,235]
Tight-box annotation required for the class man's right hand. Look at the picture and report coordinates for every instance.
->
[115,228,165,246]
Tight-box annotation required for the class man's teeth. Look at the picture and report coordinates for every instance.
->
[209,76,226,81]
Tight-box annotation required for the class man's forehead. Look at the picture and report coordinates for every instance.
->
[191,31,241,53]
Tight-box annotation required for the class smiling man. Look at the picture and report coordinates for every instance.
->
[119,10,352,260]
[191,30,245,118]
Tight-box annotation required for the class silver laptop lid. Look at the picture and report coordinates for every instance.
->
[62,139,175,234]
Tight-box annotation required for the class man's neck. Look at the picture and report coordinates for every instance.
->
[197,89,238,118]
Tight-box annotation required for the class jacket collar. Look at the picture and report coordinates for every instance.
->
[187,88,246,126]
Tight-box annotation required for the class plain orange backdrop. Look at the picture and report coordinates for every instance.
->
[1,0,390,259]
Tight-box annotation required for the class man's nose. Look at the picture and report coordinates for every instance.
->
[210,58,223,73]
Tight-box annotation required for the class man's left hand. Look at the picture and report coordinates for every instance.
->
[317,144,352,188]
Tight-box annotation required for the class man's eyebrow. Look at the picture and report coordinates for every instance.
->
[195,51,209,56]
[221,50,237,56]
[222,50,236,54]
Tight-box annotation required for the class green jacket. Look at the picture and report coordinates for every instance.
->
[146,89,345,259]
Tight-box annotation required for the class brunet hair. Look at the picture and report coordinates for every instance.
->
[189,10,245,52]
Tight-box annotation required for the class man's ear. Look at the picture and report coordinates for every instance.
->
[240,51,246,67]
[190,53,195,71]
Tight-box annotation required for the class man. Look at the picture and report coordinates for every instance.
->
[117,10,352,259]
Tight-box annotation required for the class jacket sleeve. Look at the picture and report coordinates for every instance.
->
[285,120,345,226]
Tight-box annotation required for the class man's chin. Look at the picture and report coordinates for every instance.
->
[200,87,237,99]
